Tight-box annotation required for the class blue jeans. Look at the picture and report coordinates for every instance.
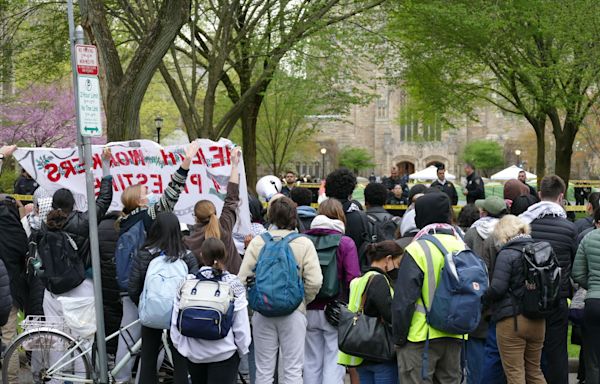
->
[357,362,399,384]
[480,321,507,384]
[466,337,485,384]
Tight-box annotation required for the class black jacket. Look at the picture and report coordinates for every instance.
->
[465,172,485,204]
[363,267,393,323]
[25,229,45,316]
[575,216,594,236]
[483,237,532,322]
[530,215,577,299]
[430,180,459,205]
[0,258,12,326]
[339,199,368,250]
[128,248,198,306]
[0,200,28,307]
[62,175,113,267]
[98,211,123,353]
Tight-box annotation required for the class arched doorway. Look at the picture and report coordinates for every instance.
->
[396,161,415,176]
[426,160,445,168]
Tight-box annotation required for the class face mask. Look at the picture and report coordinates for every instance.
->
[387,268,399,281]
[145,193,160,206]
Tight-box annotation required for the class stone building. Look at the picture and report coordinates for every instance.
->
[297,85,541,180]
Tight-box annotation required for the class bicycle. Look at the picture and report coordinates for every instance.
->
[1,315,175,383]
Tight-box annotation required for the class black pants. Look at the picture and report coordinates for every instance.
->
[541,299,569,384]
[138,325,189,384]
[187,352,240,384]
[583,298,600,384]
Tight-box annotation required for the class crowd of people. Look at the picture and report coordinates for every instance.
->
[0,142,598,384]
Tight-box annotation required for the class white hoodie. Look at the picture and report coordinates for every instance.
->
[170,267,251,363]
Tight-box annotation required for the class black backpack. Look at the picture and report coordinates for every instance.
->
[511,242,561,319]
[33,230,85,294]
[357,212,400,271]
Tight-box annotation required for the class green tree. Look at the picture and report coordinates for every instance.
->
[338,147,375,175]
[388,0,600,184]
[462,140,504,177]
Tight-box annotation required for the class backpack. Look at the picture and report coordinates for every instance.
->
[34,230,85,294]
[305,234,342,300]
[176,273,235,340]
[418,234,489,334]
[247,232,304,317]
[511,242,561,319]
[115,220,146,291]
[138,253,189,329]
[357,212,400,271]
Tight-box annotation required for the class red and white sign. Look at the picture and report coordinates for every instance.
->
[75,44,98,76]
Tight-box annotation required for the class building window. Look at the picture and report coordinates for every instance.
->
[376,93,389,120]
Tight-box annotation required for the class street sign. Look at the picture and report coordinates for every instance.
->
[75,44,98,76]
[78,76,102,137]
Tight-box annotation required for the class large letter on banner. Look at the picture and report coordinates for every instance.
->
[13,139,251,233]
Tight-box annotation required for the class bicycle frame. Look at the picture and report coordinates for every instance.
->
[43,319,171,383]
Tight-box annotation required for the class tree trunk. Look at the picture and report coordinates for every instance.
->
[533,119,546,189]
[242,99,261,194]
[554,123,577,186]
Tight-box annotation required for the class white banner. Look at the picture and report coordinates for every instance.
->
[13,139,251,234]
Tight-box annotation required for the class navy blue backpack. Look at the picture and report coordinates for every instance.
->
[418,234,489,334]
[248,232,304,317]
[115,220,146,291]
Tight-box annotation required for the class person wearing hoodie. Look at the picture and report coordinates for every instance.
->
[171,238,251,384]
[291,187,317,232]
[399,184,427,238]
[392,192,467,383]
[303,199,361,384]
[575,192,600,239]
[519,175,577,384]
[463,195,508,384]
[238,196,322,384]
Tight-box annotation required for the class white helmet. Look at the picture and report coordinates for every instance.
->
[256,175,282,201]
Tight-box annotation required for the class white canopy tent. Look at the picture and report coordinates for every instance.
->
[490,165,536,181]
[409,165,456,181]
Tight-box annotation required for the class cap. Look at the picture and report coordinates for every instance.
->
[475,195,507,216]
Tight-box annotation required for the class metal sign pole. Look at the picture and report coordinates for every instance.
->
[67,2,109,383]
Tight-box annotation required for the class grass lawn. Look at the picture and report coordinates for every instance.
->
[568,324,581,358]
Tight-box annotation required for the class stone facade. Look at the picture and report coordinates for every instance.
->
[308,86,535,179]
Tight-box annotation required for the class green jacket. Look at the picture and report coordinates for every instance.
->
[573,228,600,299]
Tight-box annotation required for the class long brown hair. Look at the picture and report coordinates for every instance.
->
[121,184,144,214]
[318,198,346,226]
[194,200,221,239]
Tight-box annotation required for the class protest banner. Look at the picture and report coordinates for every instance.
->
[13,139,251,233]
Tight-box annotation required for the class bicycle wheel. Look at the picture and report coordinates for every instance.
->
[2,329,92,383]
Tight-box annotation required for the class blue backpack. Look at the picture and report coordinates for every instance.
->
[115,220,146,292]
[418,235,489,334]
[248,232,304,317]
[139,254,189,329]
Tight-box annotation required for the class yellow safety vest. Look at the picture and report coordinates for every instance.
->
[337,271,394,366]
[406,234,467,343]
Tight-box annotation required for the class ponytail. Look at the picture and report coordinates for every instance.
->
[204,214,221,239]
[199,237,228,275]
[46,209,68,230]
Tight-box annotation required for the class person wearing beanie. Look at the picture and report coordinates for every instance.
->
[503,179,531,205]
[392,192,467,383]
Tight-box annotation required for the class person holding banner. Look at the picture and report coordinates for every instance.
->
[184,147,243,275]
[113,141,199,384]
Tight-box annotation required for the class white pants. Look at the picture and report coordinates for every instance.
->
[114,296,142,382]
[252,310,307,384]
[303,310,345,384]
[43,278,94,384]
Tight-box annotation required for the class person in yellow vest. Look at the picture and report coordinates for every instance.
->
[391,192,467,383]
[338,240,403,383]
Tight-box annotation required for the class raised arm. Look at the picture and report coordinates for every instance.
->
[94,147,114,221]
[219,147,241,232]
[153,141,199,216]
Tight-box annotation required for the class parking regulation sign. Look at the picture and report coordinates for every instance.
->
[75,44,98,76]
[78,76,102,137]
